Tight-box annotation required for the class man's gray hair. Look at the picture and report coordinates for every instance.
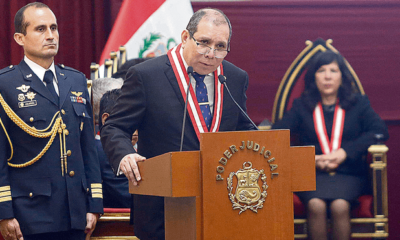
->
[92,77,123,124]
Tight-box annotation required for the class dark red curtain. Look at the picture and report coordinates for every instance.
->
[192,1,400,123]
[2,1,399,122]
[0,0,118,77]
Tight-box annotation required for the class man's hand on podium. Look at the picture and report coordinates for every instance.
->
[120,153,146,186]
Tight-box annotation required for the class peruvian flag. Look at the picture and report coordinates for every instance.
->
[99,0,193,71]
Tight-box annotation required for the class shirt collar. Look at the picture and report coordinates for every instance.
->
[24,56,56,82]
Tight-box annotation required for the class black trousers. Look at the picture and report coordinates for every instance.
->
[24,230,85,240]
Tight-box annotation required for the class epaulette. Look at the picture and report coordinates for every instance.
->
[58,63,81,73]
[0,65,15,76]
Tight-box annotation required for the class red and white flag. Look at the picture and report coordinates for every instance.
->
[99,0,193,76]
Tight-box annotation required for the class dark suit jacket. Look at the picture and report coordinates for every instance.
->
[272,95,389,176]
[101,54,256,239]
[0,60,103,235]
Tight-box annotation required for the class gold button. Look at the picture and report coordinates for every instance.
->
[30,117,34,122]
[67,150,72,156]
[82,112,86,117]
[64,129,69,135]
[69,171,75,177]
[61,109,66,115]
[87,188,90,192]
[29,192,33,198]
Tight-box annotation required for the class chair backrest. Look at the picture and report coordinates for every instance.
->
[271,38,365,124]
[119,46,127,68]
[100,46,128,79]
[90,63,100,80]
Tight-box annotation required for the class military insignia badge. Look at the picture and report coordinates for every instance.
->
[16,85,30,93]
[70,91,86,104]
[26,92,36,101]
[227,162,268,214]
[18,91,37,108]
[71,91,83,97]
[18,94,25,102]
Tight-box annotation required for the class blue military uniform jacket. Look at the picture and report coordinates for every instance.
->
[0,60,103,235]
[95,138,130,208]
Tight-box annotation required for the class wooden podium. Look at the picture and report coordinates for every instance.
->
[130,130,315,239]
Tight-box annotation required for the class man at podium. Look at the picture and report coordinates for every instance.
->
[101,8,257,240]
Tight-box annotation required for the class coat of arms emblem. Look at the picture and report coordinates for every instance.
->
[227,162,268,214]
[139,33,177,58]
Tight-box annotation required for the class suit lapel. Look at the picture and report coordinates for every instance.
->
[164,59,186,108]
[56,66,71,108]
[18,60,58,107]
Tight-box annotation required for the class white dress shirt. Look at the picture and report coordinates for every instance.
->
[24,56,59,95]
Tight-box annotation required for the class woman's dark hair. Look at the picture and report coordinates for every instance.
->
[301,50,358,111]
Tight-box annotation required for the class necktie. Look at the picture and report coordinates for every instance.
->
[43,70,58,105]
[193,72,212,129]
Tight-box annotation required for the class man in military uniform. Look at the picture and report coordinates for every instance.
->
[0,2,103,240]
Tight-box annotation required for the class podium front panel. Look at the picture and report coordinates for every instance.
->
[200,130,314,239]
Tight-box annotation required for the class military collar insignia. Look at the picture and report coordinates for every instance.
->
[26,74,32,78]
[16,85,30,93]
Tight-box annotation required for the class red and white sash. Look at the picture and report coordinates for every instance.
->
[167,44,224,141]
[313,101,345,154]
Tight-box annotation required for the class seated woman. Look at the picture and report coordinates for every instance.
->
[272,50,388,240]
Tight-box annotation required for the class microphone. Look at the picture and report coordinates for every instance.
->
[180,66,194,151]
[218,75,259,130]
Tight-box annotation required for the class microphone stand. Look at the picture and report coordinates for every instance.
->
[180,66,194,151]
[218,75,259,130]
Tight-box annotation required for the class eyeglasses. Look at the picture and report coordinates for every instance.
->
[191,36,229,59]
